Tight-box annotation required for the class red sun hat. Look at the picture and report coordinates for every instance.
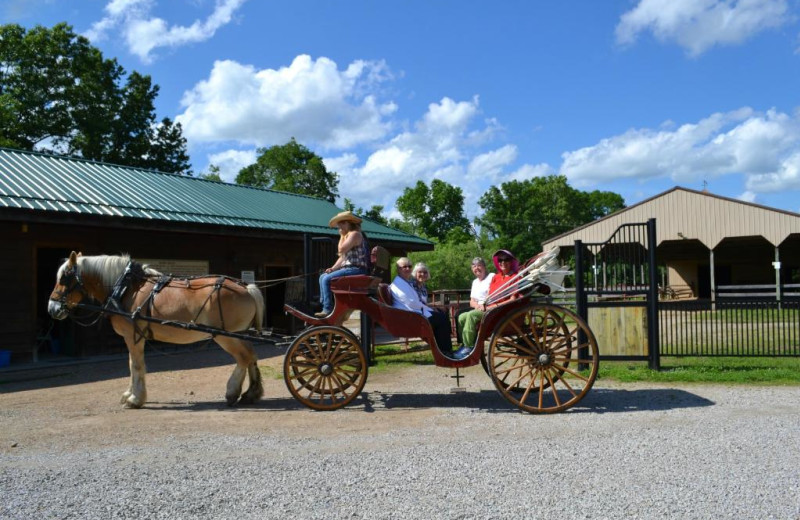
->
[492,249,519,273]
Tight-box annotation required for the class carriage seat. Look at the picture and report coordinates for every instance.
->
[377,283,393,306]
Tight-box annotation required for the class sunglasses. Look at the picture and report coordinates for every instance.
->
[399,264,412,269]
[497,257,512,263]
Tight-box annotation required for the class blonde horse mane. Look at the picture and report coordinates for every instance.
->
[76,254,162,288]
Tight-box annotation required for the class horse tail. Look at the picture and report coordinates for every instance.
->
[247,284,265,331]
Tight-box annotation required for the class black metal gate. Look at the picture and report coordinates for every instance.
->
[574,218,660,369]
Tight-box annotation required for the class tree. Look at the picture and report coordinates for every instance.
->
[198,164,223,182]
[147,118,190,174]
[585,189,625,220]
[405,240,495,293]
[0,23,190,174]
[477,175,625,260]
[236,138,338,202]
[395,179,472,243]
[343,198,388,225]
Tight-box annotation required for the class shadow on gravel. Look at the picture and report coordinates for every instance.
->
[141,387,714,415]
[360,388,713,414]
[144,397,307,412]
[574,387,714,413]
[0,343,284,393]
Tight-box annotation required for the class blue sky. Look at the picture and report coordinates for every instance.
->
[6,0,800,218]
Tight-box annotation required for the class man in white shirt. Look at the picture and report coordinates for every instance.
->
[390,257,454,357]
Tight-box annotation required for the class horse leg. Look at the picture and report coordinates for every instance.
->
[240,345,264,404]
[121,335,147,409]
[214,336,261,406]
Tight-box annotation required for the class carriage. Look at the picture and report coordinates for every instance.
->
[282,248,600,414]
[48,249,599,414]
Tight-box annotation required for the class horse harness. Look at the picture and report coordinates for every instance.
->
[102,261,239,343]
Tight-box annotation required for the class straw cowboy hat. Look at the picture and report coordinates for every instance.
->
[328,210,362,227]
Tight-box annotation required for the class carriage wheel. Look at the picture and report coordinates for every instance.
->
[487,303,598,414]
[284,326,368,411]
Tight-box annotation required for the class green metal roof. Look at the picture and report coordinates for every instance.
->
[0,147,432,246]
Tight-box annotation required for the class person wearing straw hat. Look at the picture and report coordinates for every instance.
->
[316,210,369,317]
[452,249,519,359]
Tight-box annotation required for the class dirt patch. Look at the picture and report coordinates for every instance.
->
[0,343,499,452]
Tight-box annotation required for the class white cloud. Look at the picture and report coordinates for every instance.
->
[559,107,800,195]
[176,56,396,149]
[738,190,757,202]
[325,96,549,216]
[85,0,246,63]
[507,163,555,182]
[746,151,800,191]
[322,153,359,176]
[206,149,257,182]
[616,0,790,56]
[467,145,518,182]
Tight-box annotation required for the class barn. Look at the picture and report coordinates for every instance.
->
[0,147,432,363]
[542,186,800,300]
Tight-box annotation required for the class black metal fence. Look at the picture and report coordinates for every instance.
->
[574,218,660,369]
[660,298,800,356]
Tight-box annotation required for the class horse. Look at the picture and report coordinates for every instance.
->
[48,251,266,409]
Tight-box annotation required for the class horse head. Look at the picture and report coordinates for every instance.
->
[48,251,86,320]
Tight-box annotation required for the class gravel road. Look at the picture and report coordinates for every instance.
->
[1,345,799,519]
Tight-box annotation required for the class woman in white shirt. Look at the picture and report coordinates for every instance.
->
[455,257,495,358]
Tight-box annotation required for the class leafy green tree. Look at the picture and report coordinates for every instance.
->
[0,23,190,173]
[585,189,625,220]
[147,118,190,174]
[198,164,223,182]
[477,175,625,260]
[236,138,339,202]
[404,240,496,292]
[395,179,471,243]
[343,198,388,225]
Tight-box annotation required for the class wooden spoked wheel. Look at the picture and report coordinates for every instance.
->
[487,303,599,414]
[284,326,368,411]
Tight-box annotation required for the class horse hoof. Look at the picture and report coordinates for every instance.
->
[120,392,131,405]
[225,395,238,407]
[123,395,144,409]
[238,394,256,405]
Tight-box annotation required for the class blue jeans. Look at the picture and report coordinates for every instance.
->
[319,266,366,312]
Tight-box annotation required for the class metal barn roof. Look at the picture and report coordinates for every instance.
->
[0,147,431,247]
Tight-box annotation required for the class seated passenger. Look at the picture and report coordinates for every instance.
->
[316,211,369,317]
[486,249,520,306]
[410,262,430,302]
[456,257,495,356]
[453,249,519,359]
[390,257,454,357]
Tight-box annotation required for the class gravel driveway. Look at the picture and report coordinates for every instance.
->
[1,344,799,519]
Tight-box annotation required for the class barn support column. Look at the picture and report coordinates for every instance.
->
[774,246,782,309]
[303,233,313,307]
[709,249,716,311]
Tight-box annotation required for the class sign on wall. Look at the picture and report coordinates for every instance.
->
[138,259,209,276]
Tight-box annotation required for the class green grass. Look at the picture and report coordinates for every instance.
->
[259,365,283,380]
[694,307,798,323]
[269,343,800,385]
[370,343,435,373]
[599,356,800,385]
[372,346,800,385]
